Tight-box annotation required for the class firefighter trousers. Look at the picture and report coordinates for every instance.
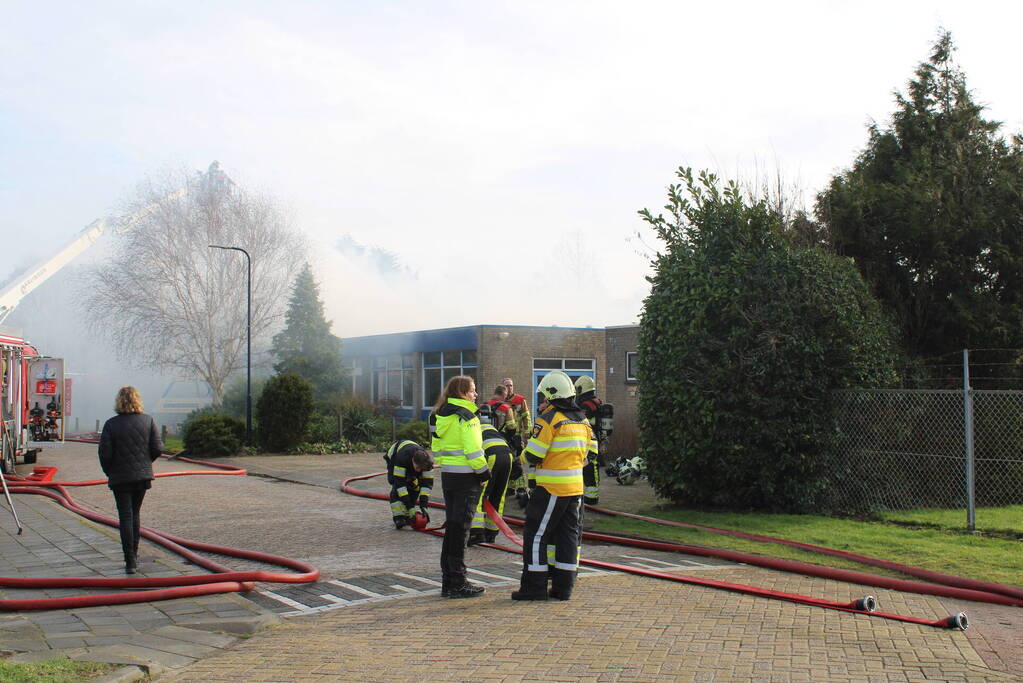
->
[518,488,582,596]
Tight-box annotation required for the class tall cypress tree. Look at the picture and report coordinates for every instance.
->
[270,263,347,400]
[817,31,1023,358]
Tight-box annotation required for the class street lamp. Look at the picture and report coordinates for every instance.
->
[209,244,252,444]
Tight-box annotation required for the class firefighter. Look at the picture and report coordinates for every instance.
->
[574,375,603,504]
[468,404,515,546]
[430,375,490,599]
[483,384,515,433]
[500,377,532,454]
[512,371,597,601]
[384,439,434,529]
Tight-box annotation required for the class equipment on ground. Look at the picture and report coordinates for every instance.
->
[410,511,429,530]
[606,455,645,485]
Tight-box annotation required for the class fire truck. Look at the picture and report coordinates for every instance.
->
[0,326,66,474]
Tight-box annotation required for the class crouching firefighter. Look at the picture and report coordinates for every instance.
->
[468,404,514,546]
[512,371,598,602]
[384,440,435,529]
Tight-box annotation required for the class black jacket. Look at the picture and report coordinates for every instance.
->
[98,413,163,487]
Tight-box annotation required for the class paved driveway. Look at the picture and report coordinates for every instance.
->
[1,443,1020,681]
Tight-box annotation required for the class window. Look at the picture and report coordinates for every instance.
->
[531,358,596,416]
[372,354,414,407]
[626,352,638,381]
[348,359,362,394]
[423,349,478,407]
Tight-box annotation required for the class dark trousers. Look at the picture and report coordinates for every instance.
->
[472,452,512,535]
[441,483,480,588]
[111,482,148,564]
[519,488,582,595]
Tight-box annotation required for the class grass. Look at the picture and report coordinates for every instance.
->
[876,505,1023,537]
[163,436,184,452]
[588,505,1023,587]
[0,658,116,683]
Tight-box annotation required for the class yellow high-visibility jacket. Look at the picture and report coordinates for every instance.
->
[523,406,597,496]
[430,397,489,476]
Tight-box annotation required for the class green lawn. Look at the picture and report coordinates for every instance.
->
[588,505,1023,587]
[876,505,1023,537]
[0,658,115,683]
[163,436,184,452]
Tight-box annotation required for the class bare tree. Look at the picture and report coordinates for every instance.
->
[83,164,306,402]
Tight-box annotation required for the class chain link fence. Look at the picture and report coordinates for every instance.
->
[832,388,1023,524]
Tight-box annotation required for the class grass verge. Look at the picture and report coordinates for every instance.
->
[588,506,1023,587]
[876,505,1023,538]
[0,657,117,683]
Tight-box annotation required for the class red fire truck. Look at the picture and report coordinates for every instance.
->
[1,326,66,474]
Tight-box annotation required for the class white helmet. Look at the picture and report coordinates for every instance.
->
[574,375,595,394]
[537,371,576,401]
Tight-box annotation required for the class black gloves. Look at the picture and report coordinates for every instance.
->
[419,505,430,522]
[476,469,491,484]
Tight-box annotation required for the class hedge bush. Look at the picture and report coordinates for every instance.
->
[183,412,245,457]
[257,372,315,452]
[637,168,900,513]
[396,420,429,446]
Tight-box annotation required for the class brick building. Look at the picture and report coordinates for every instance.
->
[342,323,641,456]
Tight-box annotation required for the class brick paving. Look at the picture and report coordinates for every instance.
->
[157,571,1017,683]
[1,443,1020,682]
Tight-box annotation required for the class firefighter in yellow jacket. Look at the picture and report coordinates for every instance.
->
[512,371,598,601]
[430,375,490,599]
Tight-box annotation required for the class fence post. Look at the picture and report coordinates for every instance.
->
[962,349,976,532]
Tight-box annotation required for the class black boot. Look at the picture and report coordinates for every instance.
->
[466,529,487,547]
[549,568,574,601]
[125,555,138,575]
[483,530,498,543]
[394,516,408,530]
[447,582,485,599]
[512,573,548,601]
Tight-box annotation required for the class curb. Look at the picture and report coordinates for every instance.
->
[89,664,149,683]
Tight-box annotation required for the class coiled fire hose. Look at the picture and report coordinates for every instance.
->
[339,471,996,630]
[0,452,319,611]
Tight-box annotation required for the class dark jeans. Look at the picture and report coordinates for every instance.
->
[111,482,148,564]
[441,484,480,588]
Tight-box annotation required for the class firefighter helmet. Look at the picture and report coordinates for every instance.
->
[537,371,575,400]
[574,375,595,394]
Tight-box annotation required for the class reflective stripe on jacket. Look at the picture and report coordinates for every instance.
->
[523,407,596,496]
[429,397,488,475]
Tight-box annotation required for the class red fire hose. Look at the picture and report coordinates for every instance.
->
[340,472,981,630]
[1,454,319,611]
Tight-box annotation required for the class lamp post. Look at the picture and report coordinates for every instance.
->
[209,245,252,444]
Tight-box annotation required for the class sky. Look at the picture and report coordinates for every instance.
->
[3,1,1023,338]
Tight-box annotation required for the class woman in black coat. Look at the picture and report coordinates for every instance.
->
[98,386,163,573]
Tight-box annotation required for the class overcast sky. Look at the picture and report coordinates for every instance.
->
[3,1,1021,336]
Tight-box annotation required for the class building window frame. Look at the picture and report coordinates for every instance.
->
[626,351,638,381]
[371,355,414,408]
[422,349,478,408]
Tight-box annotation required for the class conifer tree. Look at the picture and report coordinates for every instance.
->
[270,264,347,400]
[817,31,1023,357]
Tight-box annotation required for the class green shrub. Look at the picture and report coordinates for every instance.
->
[286,439,377,455]
[307,410,342,442]
[396,420,429,446]
[257,372,315,452]
[183,412,245,457]
[338,396,387,443]
[638,168,900,513]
